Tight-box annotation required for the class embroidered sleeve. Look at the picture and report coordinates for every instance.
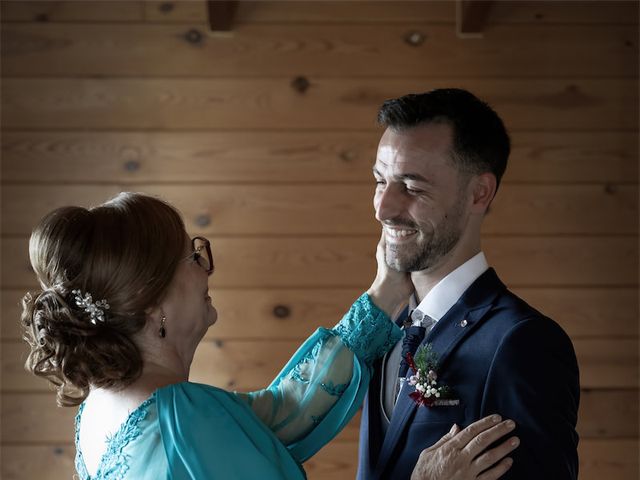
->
[332,292,402,364]
[236,293,402,462]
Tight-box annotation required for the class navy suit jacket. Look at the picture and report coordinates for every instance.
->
[357,269,580,480]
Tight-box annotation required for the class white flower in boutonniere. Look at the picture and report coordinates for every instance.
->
[405,343,459,407]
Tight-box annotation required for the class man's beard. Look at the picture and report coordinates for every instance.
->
[384,200,465,273]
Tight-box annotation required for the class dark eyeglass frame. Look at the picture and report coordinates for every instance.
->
[190,236,214,275]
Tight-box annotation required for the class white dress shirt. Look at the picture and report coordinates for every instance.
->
[380,252,490,426]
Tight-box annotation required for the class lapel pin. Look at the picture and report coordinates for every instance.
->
[460,319,468,328]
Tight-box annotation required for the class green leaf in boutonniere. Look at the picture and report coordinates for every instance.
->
[406,343,458,407]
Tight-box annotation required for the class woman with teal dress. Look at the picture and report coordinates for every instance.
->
[21,192,518,480]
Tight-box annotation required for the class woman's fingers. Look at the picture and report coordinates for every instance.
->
[367,229,413,317]
[449,414,503,450]
[476,456,514,480]
[462,419,517,458]
[428,423,460,451]
[472,435,520,473]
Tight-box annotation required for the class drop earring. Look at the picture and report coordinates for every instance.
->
[159,312,166,338]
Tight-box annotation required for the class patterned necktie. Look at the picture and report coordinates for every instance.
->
[397,324,426,378]
[398,311,437,378]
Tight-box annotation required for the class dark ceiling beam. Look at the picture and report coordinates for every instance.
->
[207,1,238,32]
[458,0,494,35]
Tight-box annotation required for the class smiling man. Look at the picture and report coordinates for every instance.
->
[374,121,472,276]
[357,89,580,480]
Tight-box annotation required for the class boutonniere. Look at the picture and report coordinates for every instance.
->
[406,343,459,407]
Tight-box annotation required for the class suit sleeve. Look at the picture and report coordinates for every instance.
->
[481,317,580,479]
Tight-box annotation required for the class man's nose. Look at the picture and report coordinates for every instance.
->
[375,185,404,222]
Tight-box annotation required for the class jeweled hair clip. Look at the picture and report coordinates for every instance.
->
[71,289,110,324]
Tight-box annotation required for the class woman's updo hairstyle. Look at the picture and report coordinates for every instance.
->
[21,192,187,406]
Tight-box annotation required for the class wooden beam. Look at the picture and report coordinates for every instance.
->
[207,1,237,31]
[458,0,494,35]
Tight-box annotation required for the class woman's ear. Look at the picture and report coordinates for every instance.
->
[470,173,497,215]
[144,304,161,321]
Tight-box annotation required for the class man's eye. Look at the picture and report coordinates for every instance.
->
[192,252,202,262]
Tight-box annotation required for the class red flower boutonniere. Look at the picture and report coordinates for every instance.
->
[406,343,459,407]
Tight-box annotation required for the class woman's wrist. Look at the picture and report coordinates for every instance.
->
[366,285,407,319]
[333,293,403,364]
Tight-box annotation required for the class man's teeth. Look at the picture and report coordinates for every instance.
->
[385,228,417,238]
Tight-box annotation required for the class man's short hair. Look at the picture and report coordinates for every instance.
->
[377,88,510,189]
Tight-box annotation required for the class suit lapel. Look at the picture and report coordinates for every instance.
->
[425,269,505,369]
[365,358,384,468]
[373,269,505,476]
[364,306,409,475]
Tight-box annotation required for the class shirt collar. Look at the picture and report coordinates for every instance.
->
[413,252,489,322]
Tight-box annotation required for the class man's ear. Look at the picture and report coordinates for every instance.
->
[470,173,497,214]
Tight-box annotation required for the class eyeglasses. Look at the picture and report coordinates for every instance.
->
[189,236,214,275]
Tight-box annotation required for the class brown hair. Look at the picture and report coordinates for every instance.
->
[378,88,510,191]
[21,192,187,406]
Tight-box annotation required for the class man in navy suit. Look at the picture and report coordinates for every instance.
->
[357,89,579,479]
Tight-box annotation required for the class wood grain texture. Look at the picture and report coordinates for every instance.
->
[307,439,640,480]
[0,1,144,22]
[1,2,637,476]
[3,236,638,289]
[1,389,636,444]
[0,439,637,479]
[3,287,637,340]
[578,389,640,438]
[2,24,637,77]
[1,444,77,480]
[3,78,638,130]
[141,1,639,25]
[2,184,637,236]
[1,131,638,184]
[143,1,454,24]
[3,338,636,392]
[4,1,634,25]
[307,440,640,479]
[573,339,639,389]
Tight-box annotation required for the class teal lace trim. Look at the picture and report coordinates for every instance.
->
[320,380,348,397]
[332,293,402,364]
[290,367,311,384]
[74,396,156,479]
[289,340,323,384]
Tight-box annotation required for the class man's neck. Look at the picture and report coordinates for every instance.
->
[411,246,481,302]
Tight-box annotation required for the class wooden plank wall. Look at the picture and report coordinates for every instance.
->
[1,1,638,478]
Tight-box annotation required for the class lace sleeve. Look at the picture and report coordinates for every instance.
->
[235,293,402,462]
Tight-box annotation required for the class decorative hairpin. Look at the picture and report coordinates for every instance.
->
[71,289,110,324]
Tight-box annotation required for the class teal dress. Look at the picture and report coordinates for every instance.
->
[74,293,402,479]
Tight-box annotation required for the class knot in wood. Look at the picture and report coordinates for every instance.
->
[404,31,426,47]
[195,214,211,227]
[184,29,204,45]
[291,76,310,94]
[123,160,140,172]
[159,2,175,13]
[339,150,356,162]
[273,305,291,319]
